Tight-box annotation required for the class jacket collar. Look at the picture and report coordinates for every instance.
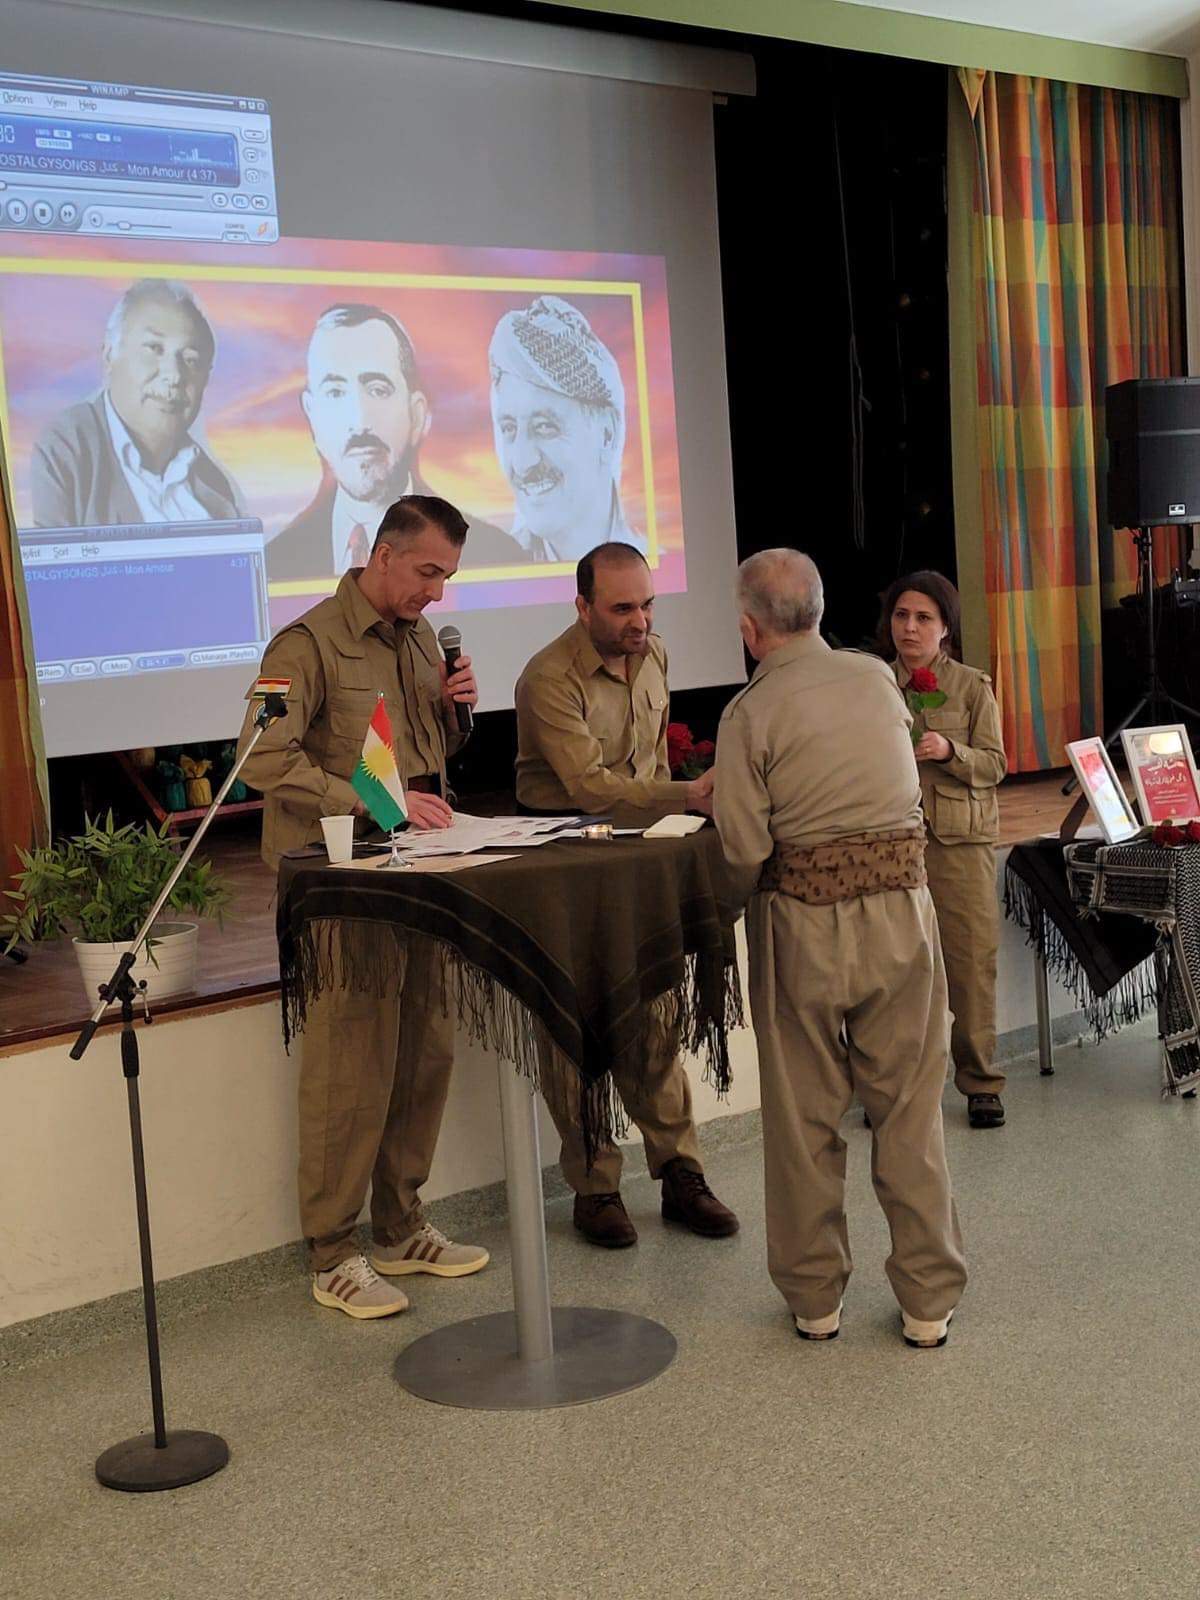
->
[570,617,648,684]
[752,629,829,681]
[333,571,428,657]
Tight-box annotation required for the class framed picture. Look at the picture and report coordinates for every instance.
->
[1120,724,1200,826]
[1065,738,1141,844]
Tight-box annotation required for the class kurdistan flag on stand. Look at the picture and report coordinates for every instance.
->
[352,696,408,832]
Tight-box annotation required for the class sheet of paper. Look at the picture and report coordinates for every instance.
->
[330,852,518,873]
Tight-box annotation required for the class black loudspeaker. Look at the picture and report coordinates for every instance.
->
[1106,377,1200,528]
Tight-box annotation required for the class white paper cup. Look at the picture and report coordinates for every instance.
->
[320,815,355,864]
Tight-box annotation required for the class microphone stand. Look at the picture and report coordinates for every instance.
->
[71,694,286,1493]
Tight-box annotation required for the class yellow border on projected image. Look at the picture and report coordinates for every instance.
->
[0,256,660,594]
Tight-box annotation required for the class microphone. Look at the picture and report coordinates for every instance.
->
[254,692,289,730]
[437,624,473,736]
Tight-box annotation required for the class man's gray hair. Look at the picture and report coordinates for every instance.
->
[103,279,215,365]
[737,548,825,635]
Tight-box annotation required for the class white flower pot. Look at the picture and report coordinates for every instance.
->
[72,922,200,1009]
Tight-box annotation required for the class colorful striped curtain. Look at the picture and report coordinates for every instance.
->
[959,69,1184,772]
[0,451,48,891]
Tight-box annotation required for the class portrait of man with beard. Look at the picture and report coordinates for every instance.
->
[489,295,642,564]
[269,302,520,584]
[31,277,241,530]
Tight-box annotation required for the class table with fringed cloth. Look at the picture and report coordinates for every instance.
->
[1005,836,1200,1095]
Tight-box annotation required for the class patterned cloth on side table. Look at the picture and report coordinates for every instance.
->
[276,830,744,1163]
[1004,838,1158,1039]
[1065,839,1200,1096]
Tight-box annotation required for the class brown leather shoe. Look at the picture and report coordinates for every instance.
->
[660,1160,739,1237]
[573,1192,637,1248]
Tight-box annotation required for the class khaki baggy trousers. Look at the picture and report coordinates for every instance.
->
[923,836,1004,1097]
[297,929,455,1272]
[538,993,704,1194]
[747,884,967,1323]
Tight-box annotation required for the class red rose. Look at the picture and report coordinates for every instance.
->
[666,723,694,772]
[693,739,716,762]
[909,667,939,694]
[1153,821,1187,847]
[1188,820,1200,844]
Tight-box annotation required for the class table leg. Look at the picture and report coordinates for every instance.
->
[394,1050,677,1410]
[495,1058,553,1362]
[1034,929,1055,1076]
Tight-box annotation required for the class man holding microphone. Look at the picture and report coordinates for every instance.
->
[239,494,489,1318]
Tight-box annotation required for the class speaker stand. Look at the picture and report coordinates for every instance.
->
[1063,527,1200,795]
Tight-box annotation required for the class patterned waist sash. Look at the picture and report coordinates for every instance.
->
[761,830,926,906]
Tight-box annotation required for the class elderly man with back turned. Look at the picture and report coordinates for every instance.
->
[714,549,966,1348]
[515,540,738,1248]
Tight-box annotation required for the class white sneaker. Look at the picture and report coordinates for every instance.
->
[372,1222,489,1279]
[901,1307,954,1348]
[794,1301,843,1341]
[312,1253,409,1319]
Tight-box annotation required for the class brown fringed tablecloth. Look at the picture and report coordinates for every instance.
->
[276,830,744,1160]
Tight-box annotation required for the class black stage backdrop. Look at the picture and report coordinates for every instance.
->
[48,14,956,824]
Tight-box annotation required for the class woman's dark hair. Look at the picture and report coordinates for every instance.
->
[875,571,962,661]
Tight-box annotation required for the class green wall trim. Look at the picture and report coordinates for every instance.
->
[527,0,1189,98]
[946,75,990,676]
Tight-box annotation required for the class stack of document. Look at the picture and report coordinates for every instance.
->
[387,813,594,859]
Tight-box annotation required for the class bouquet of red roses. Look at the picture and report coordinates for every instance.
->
[1151,819,1200,848]
[667,722,716,779]
[905,666,947,746]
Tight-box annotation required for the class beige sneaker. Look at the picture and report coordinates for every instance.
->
[794,1301,842,1342]
[372,1222,489,1279]
[312,1253,409,1319]
[901,1308,954,1348]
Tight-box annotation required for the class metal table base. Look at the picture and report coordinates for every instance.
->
[395,1056,676,1410]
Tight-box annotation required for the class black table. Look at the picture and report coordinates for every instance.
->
[276,828,743,1410]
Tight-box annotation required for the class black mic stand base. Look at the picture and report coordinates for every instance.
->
[96,1429,230,1494]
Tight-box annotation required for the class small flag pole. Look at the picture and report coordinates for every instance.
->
[387,828,410,869]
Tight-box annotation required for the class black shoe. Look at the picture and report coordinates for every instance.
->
[967,1093,1005,1129]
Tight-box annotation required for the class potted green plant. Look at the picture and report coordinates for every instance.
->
[1,812,231,1005]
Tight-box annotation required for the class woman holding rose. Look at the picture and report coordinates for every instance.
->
[877,571,1008,1129]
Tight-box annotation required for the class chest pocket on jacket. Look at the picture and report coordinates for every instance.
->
[328,650,379,741]
[923,708,969,741]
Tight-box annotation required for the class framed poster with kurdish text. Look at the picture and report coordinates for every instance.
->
[1120,725,1200,826]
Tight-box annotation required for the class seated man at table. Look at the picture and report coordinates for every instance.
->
[713,549,966,1348]
[238,494,489,1319]
[514,541,738,1248]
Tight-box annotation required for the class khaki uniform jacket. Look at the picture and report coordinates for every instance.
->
[715,632,924,906]
[238,571,465,868]
[894,652,1006,846]
[514,620,691,823]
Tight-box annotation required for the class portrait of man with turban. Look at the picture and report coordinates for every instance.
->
[488,295,643,564]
